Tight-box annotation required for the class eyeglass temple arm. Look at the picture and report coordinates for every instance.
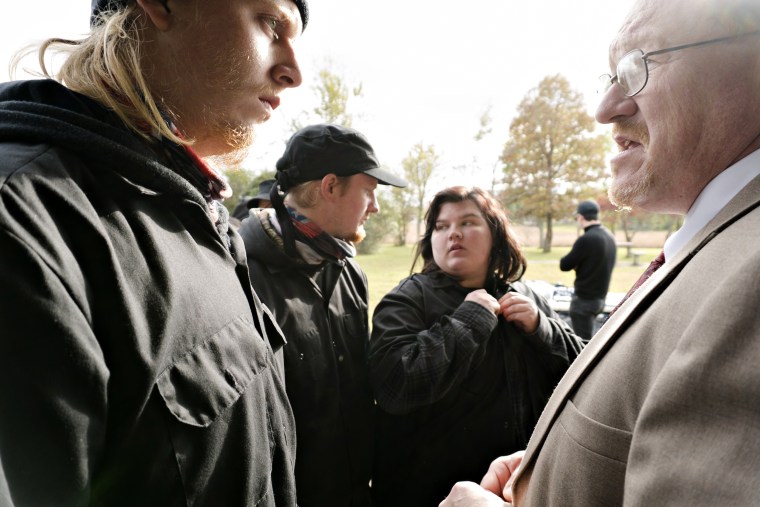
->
[643,29,760,59]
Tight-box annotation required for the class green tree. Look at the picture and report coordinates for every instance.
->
[501,74,609,252]
[402,143,440,238]
[387,184,416,246]
[357,189,395,255]
[290,66,363,130]
[223,167,256,214]
[241,171,276,197]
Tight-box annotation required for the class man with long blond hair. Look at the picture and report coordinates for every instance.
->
[0,0,307,505]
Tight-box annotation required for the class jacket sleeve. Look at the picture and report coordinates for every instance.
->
[514,282,585,364]
[368,278,498,415]
[0,216,108,506]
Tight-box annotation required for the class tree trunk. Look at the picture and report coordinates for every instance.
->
[394,218,408,246]
[537,221,545,250]
[543,213,553,253]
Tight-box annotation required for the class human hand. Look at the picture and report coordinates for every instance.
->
[465,289,500,315]
[480,451,525,502]
[439,481,510,507]
[498,292,539,333]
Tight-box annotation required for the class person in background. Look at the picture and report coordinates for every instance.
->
[559,199,616,341]
[249,178,277,209]
[441,0,760,505]
[239,123,407,507]
[230,178,276,226]
[368,186,584,507]
[0,0,307,505]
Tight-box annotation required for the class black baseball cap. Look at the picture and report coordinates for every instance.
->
[91,0,310,29]
[576,200,600,220]
[246,179,277,209]
[275,124,407,192]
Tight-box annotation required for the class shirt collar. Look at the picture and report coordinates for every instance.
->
[664,149,760,261]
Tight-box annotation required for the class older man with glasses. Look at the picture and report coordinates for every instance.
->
[441,0,760,505]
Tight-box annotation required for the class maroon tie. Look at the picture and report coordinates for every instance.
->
[608,250,666,317]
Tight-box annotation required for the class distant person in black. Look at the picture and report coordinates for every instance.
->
[560,200,617,341]
[229,179,276,228]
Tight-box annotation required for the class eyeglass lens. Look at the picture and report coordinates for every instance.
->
[617,49,647,96]
[596,49,646,96]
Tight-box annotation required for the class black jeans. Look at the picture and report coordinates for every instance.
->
[569,295,606,341]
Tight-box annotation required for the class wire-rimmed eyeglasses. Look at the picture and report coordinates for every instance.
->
[598,29,760,97]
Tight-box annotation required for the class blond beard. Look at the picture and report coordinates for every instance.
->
[195,45,260,169]
[609,119,653,209]
[204,123,255,169]
[343,226,367,245]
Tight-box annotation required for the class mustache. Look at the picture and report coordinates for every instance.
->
[612,118,650,145]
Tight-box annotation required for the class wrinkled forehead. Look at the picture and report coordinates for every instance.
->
[609,0,686,60]
[609,0,760,61]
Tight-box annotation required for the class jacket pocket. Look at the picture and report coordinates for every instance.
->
[156,314,268,427]
[560,399,632,463]
[155,314,280,506]
[524,399,632,506]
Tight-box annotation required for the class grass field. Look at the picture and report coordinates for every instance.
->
[356,243,663,316]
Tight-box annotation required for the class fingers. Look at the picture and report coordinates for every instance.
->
[480,451,525,502]
[439,481,510,506]
[465,289,500,315]
[498,294,539,333]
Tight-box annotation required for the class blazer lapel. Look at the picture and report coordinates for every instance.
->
[514,173,760,488]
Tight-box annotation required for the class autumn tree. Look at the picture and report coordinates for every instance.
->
[501,74,609,252]
[402,143,440,238]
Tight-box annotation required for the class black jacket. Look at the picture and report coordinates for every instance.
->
[0,80,296,507]
[368,271,584,507]
[240,210,375,507]
[559,223,617,299]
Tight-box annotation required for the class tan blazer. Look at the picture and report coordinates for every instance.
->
[512,174,760,506]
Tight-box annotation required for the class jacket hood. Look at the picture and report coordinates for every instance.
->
[240,209,304,270]
[0,79,205,206]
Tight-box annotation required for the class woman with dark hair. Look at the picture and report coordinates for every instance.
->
[368,186,584,507]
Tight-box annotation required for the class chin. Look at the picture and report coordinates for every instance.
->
[609,164,656,210]
[195,111,256,165]
[206,147,251,170]
[343,227,366,245]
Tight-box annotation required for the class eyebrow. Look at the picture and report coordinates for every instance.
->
[436,212,482,223]
[259,0,301,33]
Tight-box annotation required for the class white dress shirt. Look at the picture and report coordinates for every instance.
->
[663,149,760,262]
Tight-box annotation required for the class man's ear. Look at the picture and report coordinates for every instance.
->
[319,174,340,201]
[135,0,172,31]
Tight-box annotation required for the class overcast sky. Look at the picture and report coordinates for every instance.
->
[1,0,637,191]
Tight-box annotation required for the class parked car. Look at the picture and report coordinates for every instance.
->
[524,280,624,336]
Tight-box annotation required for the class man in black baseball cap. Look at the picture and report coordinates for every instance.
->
[560,199,617,341]
[239,123,406,507]
[0,0,307,505]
